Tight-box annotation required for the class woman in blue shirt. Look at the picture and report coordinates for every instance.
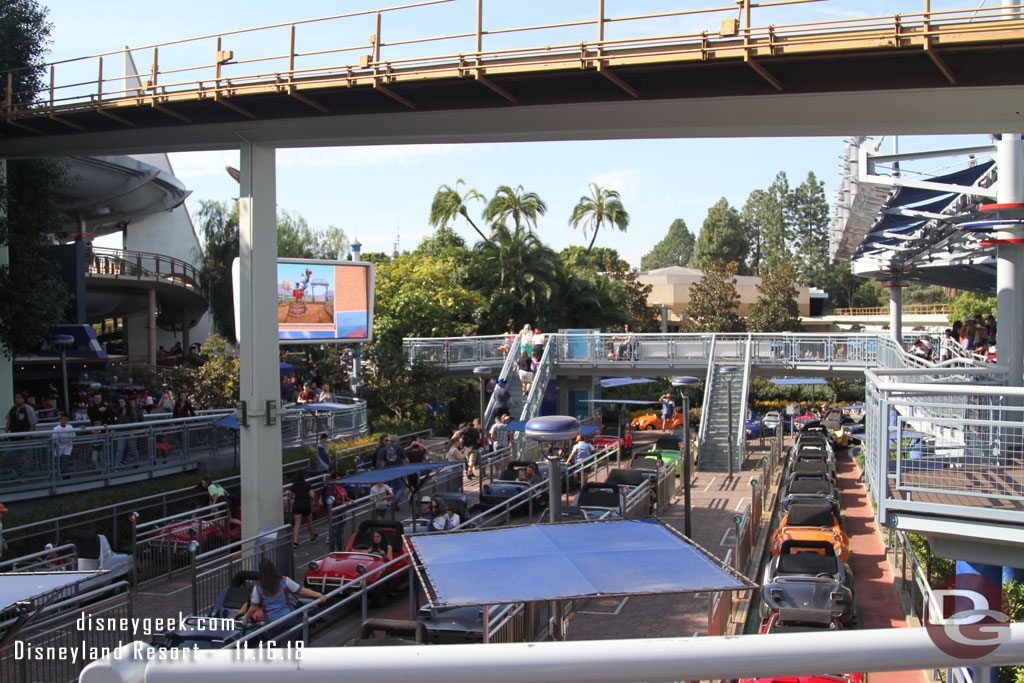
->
[242,559,325,626]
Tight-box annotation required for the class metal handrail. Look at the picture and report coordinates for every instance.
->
[835,303,950,316]
[4,3,1023,121]
[483,335,521,429]
[518,343,552,423]
[87,247,202,292]
[697,334,718,450]
[735,335,754,462]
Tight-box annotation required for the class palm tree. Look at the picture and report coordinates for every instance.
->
[429,179,489,244]
[483,185,547,234]
[477,222,559,318]
[569,183,630,253]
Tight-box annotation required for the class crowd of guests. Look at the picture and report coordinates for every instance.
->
[914,314,997,363]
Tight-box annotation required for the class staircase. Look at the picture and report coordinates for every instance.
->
[483,338,522,430]
[699,362,747,472]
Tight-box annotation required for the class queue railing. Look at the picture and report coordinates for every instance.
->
[0,581,133,683]
[191,524,294,617]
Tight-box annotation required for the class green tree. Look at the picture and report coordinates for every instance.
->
[814,259,864,312]
[373,253,485,343]
[691,198,749,274]
[0,1,71,360]
[413,229,471,261]
[568,183,630,253]
[476,222,559,326]
[604,256,660,332]
[683,260,745,332]
[276,209,348,259]
[182,335,239,408]
[853,280,885,309]
[747,262,803,332]
[558,245,621,271]
[195,201,239,341]
[789,171,831,286]
[948,291,997,325]
[742,172,790,276]
[482,185,547,234]
[428,179,489,244]
[640,218,695,270]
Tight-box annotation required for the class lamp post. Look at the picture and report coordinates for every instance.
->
[671,376,700,538]
[50,334,75,417]
[473,366,491,428]
[653,302,669,333]
[524,414,579,643]
[719,366,739,479]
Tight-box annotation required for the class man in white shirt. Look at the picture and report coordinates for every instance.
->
[431,503,460,531]
[369,481,394,520]
[51,414,75,477]
[567,434,593,469]
[490,414,512,452]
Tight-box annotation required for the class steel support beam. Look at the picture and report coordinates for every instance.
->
[237,141,283,539]
[147,288,156,367]
[996,133,1024,387]
[889,282,903,345]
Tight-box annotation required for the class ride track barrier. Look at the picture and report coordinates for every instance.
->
[0,400,371,505]
[0,426,421,562]
[0,580,133,683]
[190,524,294,618]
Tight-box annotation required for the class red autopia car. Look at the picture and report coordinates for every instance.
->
[304,520,408,605]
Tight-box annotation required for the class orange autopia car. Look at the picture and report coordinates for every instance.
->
[770,503,849,562]
[629,413,685,431]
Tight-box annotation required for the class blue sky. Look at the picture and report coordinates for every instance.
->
[43,0,996,267]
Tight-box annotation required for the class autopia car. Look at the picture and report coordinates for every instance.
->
[305,520,408,605]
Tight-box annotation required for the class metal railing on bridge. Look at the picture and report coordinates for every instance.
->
[0,400,369,501]
[88,246,202,293]
[862,365,1022,534]
[6,1,1024,128]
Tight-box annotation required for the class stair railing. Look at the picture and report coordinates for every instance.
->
[697,333,718,467]
[483,335,521,429]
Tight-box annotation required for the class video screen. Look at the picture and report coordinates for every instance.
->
[277,259,374,342]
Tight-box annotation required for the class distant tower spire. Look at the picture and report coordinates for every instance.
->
[393,222,401,258]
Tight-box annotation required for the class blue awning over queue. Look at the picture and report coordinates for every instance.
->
[0,572,105,612]
[599,377,655,388]
[770,378,827,385]
[331,462,456,485]
[406,519,754,607]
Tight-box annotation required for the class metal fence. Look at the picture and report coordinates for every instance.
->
[404,334,510,368]
[0,581,133,683]
[191,525,294,617]
[131,502,235,586]
[863,369,1024,528]
[708,550,734,637]
[0,401,370,501]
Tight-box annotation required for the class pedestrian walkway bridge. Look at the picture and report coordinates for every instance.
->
[4,1,1024,157]
[405,331,1020,566]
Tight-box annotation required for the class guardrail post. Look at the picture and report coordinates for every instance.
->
[409,568,417,620]
[750,479,760,528]
[733,514,743,571]
[301,609,309,643]
[361,579,369,621]
[129,512,139,588]
[189,541,199,616]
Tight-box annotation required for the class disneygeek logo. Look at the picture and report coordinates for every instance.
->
[925,573,1011,659]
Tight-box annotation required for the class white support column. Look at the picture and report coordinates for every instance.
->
[147,288,157,367]
[997,133,1024,387]
[238,142,283,539]
[0,160,10,406]
[888,281,903,345]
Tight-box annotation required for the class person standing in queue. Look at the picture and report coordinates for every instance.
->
[242,558,325,627]
[289,470,318,548]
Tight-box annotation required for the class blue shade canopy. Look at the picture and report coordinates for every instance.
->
[0,572,104,611]
[280,361,295,374]
[599,377,655,388]
[583,399,661,405]
[770,378,827,385]
[406,519,753,607]
[332,462,456,485]
[214,413,239,430]
[302,402,355,412]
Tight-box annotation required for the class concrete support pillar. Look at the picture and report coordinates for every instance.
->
[238,141,283,539]
[888,282,902,346]
[996,133,1024,387]
[0,160,10,407]
[147,288,157,367]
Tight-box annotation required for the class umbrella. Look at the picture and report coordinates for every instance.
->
[280,361,295,374]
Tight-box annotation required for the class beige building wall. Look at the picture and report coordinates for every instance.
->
[638,266,812,326]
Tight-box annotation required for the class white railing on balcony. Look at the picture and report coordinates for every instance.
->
[863,366,1021,529]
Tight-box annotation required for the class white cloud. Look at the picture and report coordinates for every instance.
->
[587,169,641,203]
[169,143,493,179]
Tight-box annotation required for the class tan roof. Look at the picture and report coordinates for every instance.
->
[639,266,764,287]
